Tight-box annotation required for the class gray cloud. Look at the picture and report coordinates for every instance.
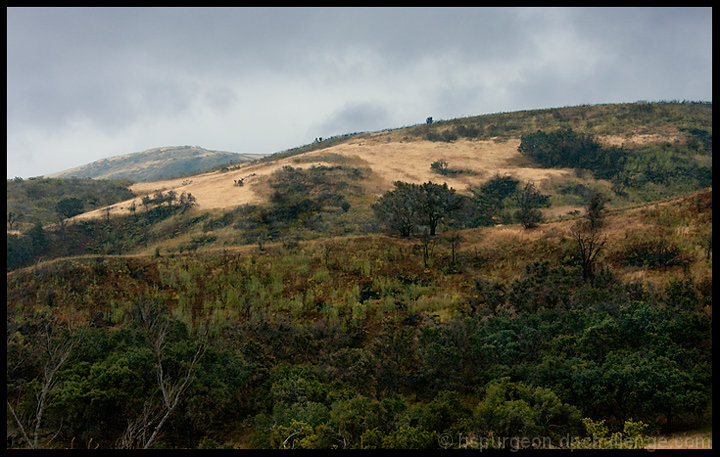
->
[313,102,393,139]
[7,7,712,178]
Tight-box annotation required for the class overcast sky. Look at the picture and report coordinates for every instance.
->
[7,7,712,178]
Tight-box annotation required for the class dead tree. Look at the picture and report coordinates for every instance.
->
[444,230,463,268]
[118,301,206,449]
[571,192,608,282]
[7,315,77,449]
[419,228,437,269]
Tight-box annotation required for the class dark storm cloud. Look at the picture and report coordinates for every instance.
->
[6,7,712,178]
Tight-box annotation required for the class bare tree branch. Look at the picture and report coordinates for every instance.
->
[119,301,207,449]
[7,400,33,447]
[7,315,77,449]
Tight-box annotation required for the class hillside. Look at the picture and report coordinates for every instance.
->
[7,102,713,269]
[6,188,712,449]
[65,101,711,223]
[7,177,137,233]
[6,101,712,449]
[44,145,267,182]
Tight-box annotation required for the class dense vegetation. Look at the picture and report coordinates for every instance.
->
[517,127,712,204]
[6,189,712,448]
[7,177,137,232]
[6,190,198,272]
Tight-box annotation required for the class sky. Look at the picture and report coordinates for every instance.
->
[6,7,713,178]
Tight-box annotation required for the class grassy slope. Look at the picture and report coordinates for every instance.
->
[6,189,712,448]
[54,101,711,225]
[8,188,712,316]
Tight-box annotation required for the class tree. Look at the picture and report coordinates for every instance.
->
[166,190,177,209]
[513,182,549,229]
[470,175,520,226]
[373,181,462,237]
[55,197,84,219]
[55,197,84,229]
[417,181,462,236]
[141,195,151,212]
[571,192,608,281]
[28,221,48,256]
[179,192,197,213]
[419,228,436,268]
[473,377,582,448]
[8,211,18,230]
[443,230,463,269]
[118,301,206,449]
[430,159,449,175]
[7,314,78,449]
[152,191,167,209]
[372,181,423,237]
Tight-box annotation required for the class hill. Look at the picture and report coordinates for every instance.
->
[6,188,712,449]
[5,101,712,449]
[43,145,267,182]
[7,101,712,268]
[65,101,711,223]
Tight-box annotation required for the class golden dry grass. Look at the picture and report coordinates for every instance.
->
[71,135,576,221]
[67,130,700,225]
[596,131,683,148]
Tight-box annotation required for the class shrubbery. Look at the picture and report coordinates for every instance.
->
[6,244,710,448]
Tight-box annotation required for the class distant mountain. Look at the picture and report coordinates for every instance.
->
[44,146,267,182]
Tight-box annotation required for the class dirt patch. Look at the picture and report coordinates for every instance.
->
[597,132,683,148]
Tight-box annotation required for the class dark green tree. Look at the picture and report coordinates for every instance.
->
[55,197,84,228]
[372,181,423,237]
[417,181,462,236]
[430,159,449,175]
[28,221,48,256]
[470,174,520,226]
[513,182,549,229]
[474,377,582,448]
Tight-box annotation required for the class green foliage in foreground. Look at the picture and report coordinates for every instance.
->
[6,235,711,448]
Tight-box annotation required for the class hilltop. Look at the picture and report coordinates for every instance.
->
[43,145,267,182]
